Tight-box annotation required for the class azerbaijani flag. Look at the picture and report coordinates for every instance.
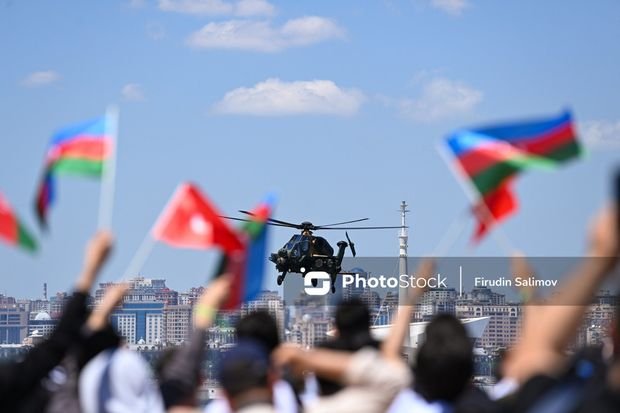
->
[222,194,276,310]
[0,192,37,252]
[35,116,112,228]
[446,110,582,241]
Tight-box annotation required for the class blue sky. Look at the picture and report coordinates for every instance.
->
[1,0,619,298]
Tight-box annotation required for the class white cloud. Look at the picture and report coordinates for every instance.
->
[397,77,482,121]
[430,0,468,15]
[21,70,60,88]
[580,120,620,148]
[122,83,146,101]
[187,16,344,52]
[213,78,365,116]
[235,0,275,17]
[158,0,275,16]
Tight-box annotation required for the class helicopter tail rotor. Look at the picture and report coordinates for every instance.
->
[346,232,356,257]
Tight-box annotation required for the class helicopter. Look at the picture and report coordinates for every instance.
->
[222,212,402,293]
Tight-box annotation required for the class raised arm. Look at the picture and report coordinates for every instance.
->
[0,231,114,406]
[159,275,231,409]
[503,205,619,384]
[382,258,434,361]
[273,260,435,384]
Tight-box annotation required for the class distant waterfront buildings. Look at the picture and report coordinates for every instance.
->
[0,278,615,356]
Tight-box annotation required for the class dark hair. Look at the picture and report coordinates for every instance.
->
[155,347,201,409]
[219,340,270,399]
[236,310,280,354]
[335,298,371,337]
[414,314,473,403]
[316,299,380,396]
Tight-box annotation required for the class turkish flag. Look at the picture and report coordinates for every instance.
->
[152,183,244,253]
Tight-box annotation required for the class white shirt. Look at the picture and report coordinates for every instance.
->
[306,348,411,413]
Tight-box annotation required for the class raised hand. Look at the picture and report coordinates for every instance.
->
[87,283,129,332]
[76,231,114,293]
[194,274,232,330]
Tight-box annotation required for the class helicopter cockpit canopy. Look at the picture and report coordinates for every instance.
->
[311,236,334,257]
[285,234,310,258]
[283,234,334,258]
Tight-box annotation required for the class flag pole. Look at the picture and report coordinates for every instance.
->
[121,232,156,280]
[435,142,516,255]
[98,105,119,230]
[432,209,469,257]
[119,184,181,280]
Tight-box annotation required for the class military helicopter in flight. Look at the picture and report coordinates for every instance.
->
[223,212,402,293]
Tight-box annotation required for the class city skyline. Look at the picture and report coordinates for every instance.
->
[2,1,620,297]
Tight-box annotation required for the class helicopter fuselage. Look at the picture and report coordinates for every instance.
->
[269,233,349,292]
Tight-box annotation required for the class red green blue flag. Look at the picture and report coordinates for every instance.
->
[446,110,582,241]
[34,116,112,228]
[0,192,37,252]
[222,194,276,310]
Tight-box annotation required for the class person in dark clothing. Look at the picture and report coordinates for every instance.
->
[205,310,299,413]
[42,284,128,413]
[414,314,473,404]
[236,311,281,353]
[0,231,113,412]
[156,275,231,411]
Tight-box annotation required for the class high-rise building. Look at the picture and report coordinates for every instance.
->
[163,304,193,345]
[456,302,522,348]
[241,291,285,339]
[419,288,458,318]
[111,301,164,345]
[0,304,28,344]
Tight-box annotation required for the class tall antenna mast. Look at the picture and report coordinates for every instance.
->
[398,201,411,352]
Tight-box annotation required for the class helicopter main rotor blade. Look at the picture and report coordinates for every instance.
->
[220,216,297,228]
[317,226,406,230]
[238,210,301,228]
[316,218,369,227]
[220,216,254,223]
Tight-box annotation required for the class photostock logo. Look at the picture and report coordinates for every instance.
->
[304,271,331,296]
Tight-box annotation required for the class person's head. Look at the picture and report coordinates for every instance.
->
[414,314,473,403]
[79,348,164,413]
[155,347,202,409]
[236,311,280,354]
[316,300,380,397]
[335,298,371,338]
[218,339,274,411]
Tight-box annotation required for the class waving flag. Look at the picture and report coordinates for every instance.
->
[35,115,113,228]
[223,194,276,310]
[0,193,37,252]
[152,183,244,253]
[446,110,582,241]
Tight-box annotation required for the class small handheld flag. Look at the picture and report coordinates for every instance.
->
[222,193,276,310]
[35,114,114,229]
[152,183,244,253]
[0,192,37,252]
[445,110,582,242]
